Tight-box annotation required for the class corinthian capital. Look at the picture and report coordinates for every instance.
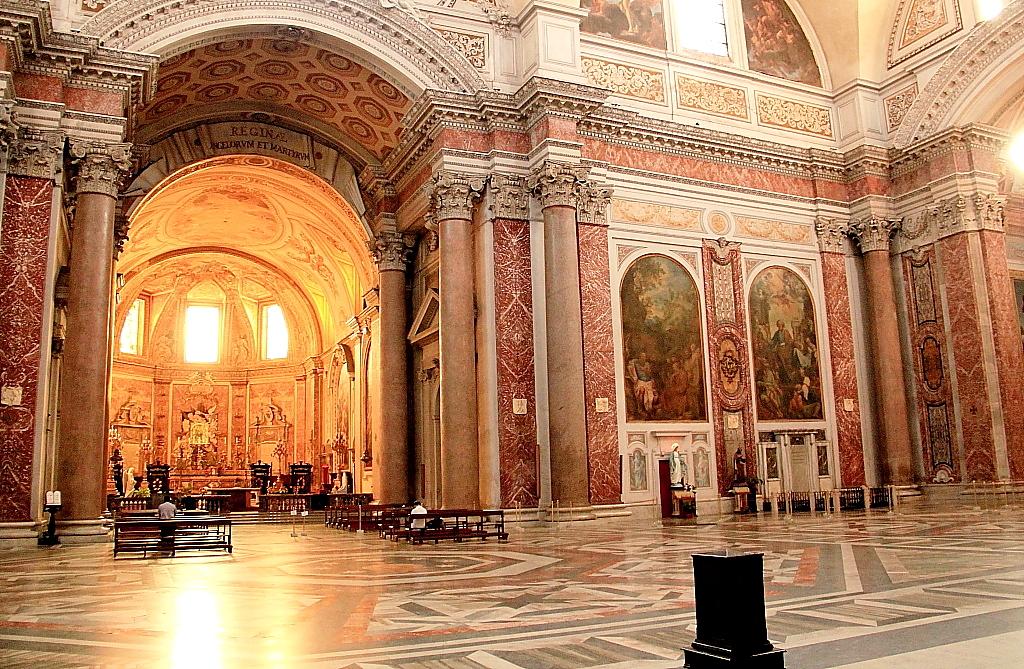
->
[814,218,850,254]
[368,231,415,272]
[69,140,133,197]
[527,161,590,209]
[930,193,1004,238]
[849,217,902,254]
[9,127,63,180]
[488,173,530,220]
[576,183,613,224]
[430,171,485,221]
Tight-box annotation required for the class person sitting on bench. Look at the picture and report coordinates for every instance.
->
[158,497,177,547]
[409,500,427,538]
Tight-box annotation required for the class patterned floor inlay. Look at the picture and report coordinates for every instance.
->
[1,503,1024,668]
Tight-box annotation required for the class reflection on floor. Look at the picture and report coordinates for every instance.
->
[1,503,1023,668]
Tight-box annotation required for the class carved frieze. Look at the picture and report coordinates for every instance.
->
[430,171,485,221]
[576,183,613,224]
[755,94,834,138]
[9,128,63,180]
[675,75,748,120]
[735,216,812,244]
[581,58,666,103]
[368,231,415,272]
[814,218,850,254]
[436,29,487,69]
[884,84,918,132]
[488,174,529,220]
[849,217,903,253]
[69,140,133,197]
[610,200,702,230]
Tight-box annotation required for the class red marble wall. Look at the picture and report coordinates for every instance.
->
[820,253,866,486]
[0,176,52,521]
[938,233,998,480]
[578,223,621,504]
[493,218,539,508]
[701,241,756,497]
[978,230,1024,479]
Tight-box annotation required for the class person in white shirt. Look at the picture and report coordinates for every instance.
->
[409,500,427,530]
[158,497,177,520]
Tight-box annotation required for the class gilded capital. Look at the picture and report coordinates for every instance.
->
[488,173,530,220]
[527,161,589,209]
[69,140,133,197]
[849,217,902,254]
[430,170,484,221]
[368,231,415,272]
[814,218,850,254]
[9,127,63,180]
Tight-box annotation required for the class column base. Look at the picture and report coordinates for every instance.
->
[592,503,631,519]
[56,518,112,544]
[684,644,785,668]
[542,504,597,522]
[0,521,43,548]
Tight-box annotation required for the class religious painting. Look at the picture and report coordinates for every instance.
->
[741,0,822,87]
[920,336,944,391]
[1013,278,1024,351]
[580,0,668,50]
[171,373,230,469]
[816,442,830,476]
[748,267,823,420]
[629,449,648,491]
[694,446,711,488]
[620,255,707,422]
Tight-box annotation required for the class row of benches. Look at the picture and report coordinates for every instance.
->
[325,503,509,544]
[113,516,233,558]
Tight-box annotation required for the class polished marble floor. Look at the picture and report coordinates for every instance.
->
[1,501,1023,668]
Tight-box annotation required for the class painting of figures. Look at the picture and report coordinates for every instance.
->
[741,0,821,87]
[581,0,668,50]
[749,267,823,420]
[620,255,707,422]
[1013,278,1024,350]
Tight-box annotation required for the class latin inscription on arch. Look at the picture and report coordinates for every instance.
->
[206,123,313,167]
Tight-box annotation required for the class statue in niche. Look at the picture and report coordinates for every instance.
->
[629,449,647,491]
[669,443,687,488]
[231,335,252,365]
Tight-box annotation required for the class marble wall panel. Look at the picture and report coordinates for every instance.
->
[0,176,52,521]
[493,219,539,508]
[578,223,620,504]
[938,234,997,480]
[978,230,1024,479]
[702,240,755,496]
[820,253,866,486]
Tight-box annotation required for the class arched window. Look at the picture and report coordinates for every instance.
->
[671,0,729,56]
[262,304,289,360]
[118,297,146,355]
[184,304,221,363]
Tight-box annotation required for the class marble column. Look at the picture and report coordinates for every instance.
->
[369,230,413,504]
[528,163,591,509]
[850,217,915,484]
[0,128,62,529]
[815,219,866,486]
[56,140,132,528]
[433,172,484,508]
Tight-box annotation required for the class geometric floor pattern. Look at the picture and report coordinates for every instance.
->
[1,501,1023,668]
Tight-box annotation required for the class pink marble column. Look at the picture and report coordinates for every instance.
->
[489,175,538,508]
[0,129,62,523]
[56,141,132,524]
[815,219,866,486]
[529,163,590,508]
[369,231,413,504]
[433,172,484,508]
[850,218,915,484]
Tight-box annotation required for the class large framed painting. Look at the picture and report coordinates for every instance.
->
[580,0,668,50]
[620,254,707,422]
[748,266,823,420]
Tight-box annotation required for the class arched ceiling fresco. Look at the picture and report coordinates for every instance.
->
[121,157,371,342]
[136,38,411,163]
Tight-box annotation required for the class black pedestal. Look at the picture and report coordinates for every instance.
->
[683,552,785,668]
[37,505,61,547]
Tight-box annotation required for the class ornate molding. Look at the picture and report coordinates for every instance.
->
[113,213,131,259]
[576,183,613,225]
[884,84,918,133]
[930,193,1004,238]
[814,218,850,254]
[755,94,834,138]
[850,217,903,254]
[68,140,133,197]
[675,75,748,120]
[8,128,63,180]
[0,101,16,171]
[581,57,666,103]
[436,28,486,69]
[488,174,529,220]
[368,231,415,272]
[527,161,589,210]
[430,171,484,221]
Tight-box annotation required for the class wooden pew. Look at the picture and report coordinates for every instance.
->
[113,516,232,558]
[392,509,508,544]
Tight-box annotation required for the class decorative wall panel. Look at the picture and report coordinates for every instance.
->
[0,176,52,522]
[582,58,666,103]
[887,0,962,67]
[578,223,620,504]
[702,239,755,496]
[735,216,812,244]
[674,75,748,120]
[884,84,918,132]
[436,29,487,69]
[755,94,834,138]
[610,199,702,230]
[493,219,539,508]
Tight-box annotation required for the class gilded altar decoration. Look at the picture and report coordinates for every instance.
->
[748,267,824,420]
[436,29,487,69]
[741,0,822,86]
[620,255,707,422]
[582,57,666,103]
[580,0,667,50]
[674,75,748,120]
[884,84,918,132]
[755,94,833,138]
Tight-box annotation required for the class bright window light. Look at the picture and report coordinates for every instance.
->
[119,298,144,355]
[263,304,289,360]
[1010,132,1024,172]
[672,0,729,56]
[184,305,220,363]
[977,0,1005,21]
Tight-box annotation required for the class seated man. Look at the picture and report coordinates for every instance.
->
[409,500,427,540]
[158,497,177,547]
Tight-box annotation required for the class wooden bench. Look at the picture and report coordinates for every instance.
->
[391,509,508,544]
[113,516,232,558]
